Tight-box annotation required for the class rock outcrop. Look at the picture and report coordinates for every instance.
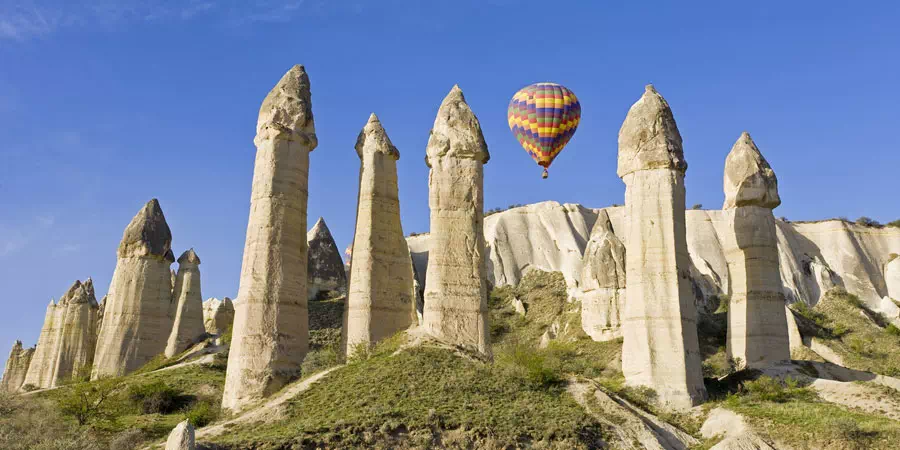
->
[203,297,235,335]
[223,65,317,411]
[93,199,175,378]
[165,419,196,450]
[580,210,626,341]
[165,249,206,358]
[617,85,706,409]
[307,217,347,300]
[422,86,491,355]
[50,279,99,385]
[722,133,790,368]
[22,298,64,388]
[1,341,34,392]
[344,114,416,354]
[886,256,900,300]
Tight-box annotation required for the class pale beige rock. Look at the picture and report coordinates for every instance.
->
[93,199,175,378]
[223,65,316,411]
[203,297,235,335]
[165,419,195,450]
[345,114,416,354]
[700,408,776,450]
[618,85,706,409]
[1,341,34,392]
[22,299,62,388]
[422,86,491,355]
[512,297,526,316]
[723,133,790,369]
[307,218,347,301]
[785,306,804,351]
[886,256,900,300]
[49,279,99,386]
[165,249,206,358]
[581,210,626,342]
[96,295,106,337]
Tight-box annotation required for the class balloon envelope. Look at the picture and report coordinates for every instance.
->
[507,83,581,178]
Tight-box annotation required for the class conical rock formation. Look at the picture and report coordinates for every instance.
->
[344,114,416,354]
[22,298,65,388]
[93,199,175,378]
[165,249,206,358]
[618,85,706,409]
[307,218,347,300]
[223,65,317,411]
[1,341,34,392]
[50,279,99,386]
[203,297,235,335]
[580,210,626,341]
[422,86,491,355]
[723,133,790,368]
[165,419,196,450]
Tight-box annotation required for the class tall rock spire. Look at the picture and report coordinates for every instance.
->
[344,113,416,355]
[165,249,206,357]
[580,210,626,342]
[93,199,175,378]
[422,86,491,355]
[618,85,706,409]
[307,217,347,301]
[50,279,99,386]
[1,340,34,393]
[22,297,62,388]
[722,132,790,368]
[223,65,317,411]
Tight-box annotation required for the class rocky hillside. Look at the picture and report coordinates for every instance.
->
[408,201,900,317]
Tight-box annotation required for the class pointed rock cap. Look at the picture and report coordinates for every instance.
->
[69,279,97,305]
[118,199,173,259]
[165,249,176,263]
[12,340,22,351]
[58,280,83,305]
[425,85,490,167]
[48,298,56,308]
[355,113,400,160]
[723,132,781,210]
[177,248,201,265]
[255,64,318,150]
[164,419,195,450]
[617,84,687,178]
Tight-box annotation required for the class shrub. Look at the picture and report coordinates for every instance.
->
[20,384,38,392]
[834,418,878,449]
[497,344,561,389]
[56,377,121,426]
[856,216,882,228]
[739,376,817,403]
[127,381,184,414]
[691,203,703,210]
[886,324,900,337]
[184,399,220,427]
[887,220,900,229]
[219,325,233,347]
[109,429,145,450]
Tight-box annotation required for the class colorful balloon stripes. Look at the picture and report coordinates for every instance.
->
[508,82,581,178]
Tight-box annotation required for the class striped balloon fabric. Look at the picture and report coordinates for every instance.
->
[507,82,581,178]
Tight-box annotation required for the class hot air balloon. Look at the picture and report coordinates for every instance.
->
[508,83,581,178]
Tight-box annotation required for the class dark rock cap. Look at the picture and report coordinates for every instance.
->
[118,199,173,259]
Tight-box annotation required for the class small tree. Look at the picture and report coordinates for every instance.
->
[691,203,703,210]
[856,216,882,228]
[57,377,121,426]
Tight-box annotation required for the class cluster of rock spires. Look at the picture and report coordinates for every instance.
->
[5,64,899,420]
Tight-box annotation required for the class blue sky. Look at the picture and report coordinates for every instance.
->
[1,0,899,357]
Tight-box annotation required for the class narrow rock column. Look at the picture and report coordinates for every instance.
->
[22,299,61,388]
[723,132,790,368]
[580,210,626,342]
[50,279,99,386]
[165,249,206,358]
[93,199,175,378]
[345,114,416,354]
[422,86,491,355]
[223,65,317,411]
[1,341,34,392]
[618,85,706,409]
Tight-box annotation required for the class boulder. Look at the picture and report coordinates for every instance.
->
[618,85,706,409]
[344,114,416,354]
[580,210,626,342]
[93,199,175,378]
[165,249,206,358]
[165,419,195,450]
[422,85,491,356]
[223,65,317,411]
[307,217,347,300]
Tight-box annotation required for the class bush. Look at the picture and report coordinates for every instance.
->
[886,324,900,337]
[856,216,882,228]
[127,381,184,414]
[218,325,233,347]
[497,344,561,389]
[109,429,145,450]
[20,384,38,392]
[691,203,703,210]
[184,399,220,427]
[56,377,121,426]
[887,220,900,229]
[739,376,817,403]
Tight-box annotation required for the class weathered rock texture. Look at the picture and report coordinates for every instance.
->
[307,217,347,300]
[886,256,900,300]
[203,297,235,335]
[165,249,206,358]
[422,86,491,355]
[165,419,196,450]
[22,299,64,388]
[344,114,416,354]
[1,341,34,392]
[617,85,706,409]
[223,65,317,411]
[722,133,790,368]
[93,199,175,379]
[50,279,99,386]
[580,210,626,341]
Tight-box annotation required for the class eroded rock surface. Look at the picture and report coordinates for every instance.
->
[422,86,491,355]
[223,65,317,411]
[307,218,347,301]
[581,210,626,341]
[344,114,416,354]
[165,419,196,450]
[165,249,206,358]
[1,341,34,392]
[93,199,174,378]
[203,297,235,335]
[50,279,99,386]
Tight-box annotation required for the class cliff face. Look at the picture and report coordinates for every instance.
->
[408,201,900,315]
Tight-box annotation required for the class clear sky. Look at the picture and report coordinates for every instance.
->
[1,0,899,359]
